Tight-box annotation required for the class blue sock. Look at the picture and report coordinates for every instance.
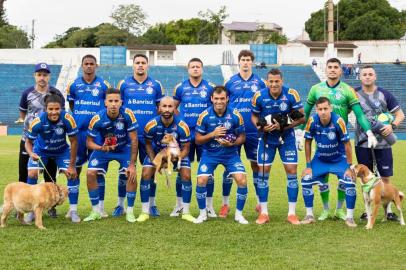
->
[337,182,346,209]
[287,174,298,203]
[196,185,207,210]
[181,180,192,204]
[257,172,269,203]
[140,179,151,203]
[118,174,127,198]
[97,175,105,201]
[236,186,248,211]
[176,174,182,197]
[206,175,214,197]
[88,188,99,206]
[126,191,136,207]
[222,171,233,196]
[344,179,356,210]
[302,184,314,208]
[27,177,37,185]
[67,178,79,205]
[253,171,260,198]
[150,179,157,198]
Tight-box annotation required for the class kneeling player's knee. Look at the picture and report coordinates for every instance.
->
[87,170,98,181]
[141,168,154,179]
[234,174,247,186]
[197,176,208,186]
[180,170,191,180]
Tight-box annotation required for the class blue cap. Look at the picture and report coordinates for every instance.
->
[34,62,51,73]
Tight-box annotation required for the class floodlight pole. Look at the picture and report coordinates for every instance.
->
[327,0,336,58]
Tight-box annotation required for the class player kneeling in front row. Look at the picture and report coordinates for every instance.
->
[194,86,249,224]
[25,94,80,223]
[84,88,139,223]
[301,97,357,227]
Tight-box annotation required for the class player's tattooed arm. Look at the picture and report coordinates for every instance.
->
[179,142,190,160]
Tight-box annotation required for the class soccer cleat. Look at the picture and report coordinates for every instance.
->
[70,211,81,223]
[24,212,35,224]
[235,214,249,225]
[181,214,196,223]
[301,215,316,225]
[219,204,230,218]
[193,212,208,224]
[345,218,357,228]
[387,212,399,222]
[112,206,126,217]
[255,204,261,213]
[149,206,160,217]
[318,210,331,221]
[359,212,368,221]
[206,207,217,218]
[334,209,346,221]
[287,214,301,225]
[136,213,150,222]
[83,211,101,222]
[126,212,136,223]
[169,206,183,217]
[256,213,270,225]
[48,207,57,218]
[99,209,109,218]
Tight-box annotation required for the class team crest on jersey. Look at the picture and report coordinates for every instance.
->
[55,127,64,135]
[279,102,288,111]
[200,164,208,173]
[251,84,258,92]
[223,121,232,130]
[199,90,207,98]
[116,121,124,130]
[146,86,154,94]
[327,131,336,140]
[91,88,99,97]
[90,159,99,166]
[334,92,343,100]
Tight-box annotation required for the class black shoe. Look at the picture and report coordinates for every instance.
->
[387,212,398,221]
[360,212,368,221]
[48,207,58,218]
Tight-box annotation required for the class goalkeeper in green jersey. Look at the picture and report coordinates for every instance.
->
[301,58,378,221]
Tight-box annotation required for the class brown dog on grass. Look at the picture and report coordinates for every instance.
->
[1,182,68,229]
[153,134,181,175]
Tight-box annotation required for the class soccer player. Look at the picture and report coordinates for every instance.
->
[18,62,65,218]
[355,65,404,221]
[301,97,357,227]
[251,68,305,225]
[84,88,139,223]
[194,86,248,224]
[118,54,164,217]
[303,57,377,221]
[172,58,215,217]
[25,94,79,223]
[137,96,195,223]
[67,54,111,218]
[223,50,267,217]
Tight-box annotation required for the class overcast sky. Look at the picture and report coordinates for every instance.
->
[4,0,406,48]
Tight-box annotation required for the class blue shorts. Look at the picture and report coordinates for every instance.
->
[197,152,246,177]
[240,133,258,162]
[28,148,71,172]
[76,130,91,167]
[257,137,297,166]
[88,144,131,175]
[301,156,349,186]
[188,130,202,162]
[143,155,191,169]
[138,137,147,166]
[355,146,393,177]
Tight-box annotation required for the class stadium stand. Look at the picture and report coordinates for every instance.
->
[0,64,62,135]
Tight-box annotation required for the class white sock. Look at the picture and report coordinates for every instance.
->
[260,202,268,215]
[183,203,190,214]
[306,207,314,217]
[69,204,77,212]
[346,209,354,219]
[199,209,206,216]
[149,197,156,207]
[206,197,213,209]
[222,196,230,205]
[118,197,125,207]
[127,206,133,213]
[235,209,243,218]
[92,205,99,212]
[288,202,296,216]
[387,203,393,213]
[176,197,182,208]
[99,200,104,210]
[141,202,149,214]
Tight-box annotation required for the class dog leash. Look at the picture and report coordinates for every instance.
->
[370,148,381,178]
[38,157,56,184]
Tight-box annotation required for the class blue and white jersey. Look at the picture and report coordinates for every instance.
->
[251,86,303,145]
[196,105,245,157]
[66,76,110,130]
[304,112,349,163]
[88,107,138,152]
[144,115,191,151]
[225,73,267,134]
[118,76,164,136]
[27,110,77,154]
[173,79,214,129]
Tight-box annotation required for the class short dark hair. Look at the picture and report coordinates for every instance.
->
[238,50,255,61]
[81,54,97,64]
[133,54,148,63]
[315,96,331,106]
[267,68,283,79]
[211,85,227,96]
[361,65,374,71]
[44,94,63,108]
[106,88,121,96]
[326,58,341,66]
[188,58,203,66]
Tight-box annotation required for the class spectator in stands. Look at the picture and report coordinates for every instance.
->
[355,65,405,221]
[17,62,65,218]
[312,59,317,68]
[357,53,362,64]
[260,61,267,69]
[395,58,401,65]
[355,65,360,80]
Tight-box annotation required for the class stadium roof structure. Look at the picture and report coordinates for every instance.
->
[300,41,358,48]
[222,21,282,32]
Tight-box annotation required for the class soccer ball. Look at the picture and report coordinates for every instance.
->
[376,112,394,125]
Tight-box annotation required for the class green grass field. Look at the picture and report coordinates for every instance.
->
[1,135,406,269]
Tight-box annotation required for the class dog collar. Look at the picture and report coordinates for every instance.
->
[361,175,381,193]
